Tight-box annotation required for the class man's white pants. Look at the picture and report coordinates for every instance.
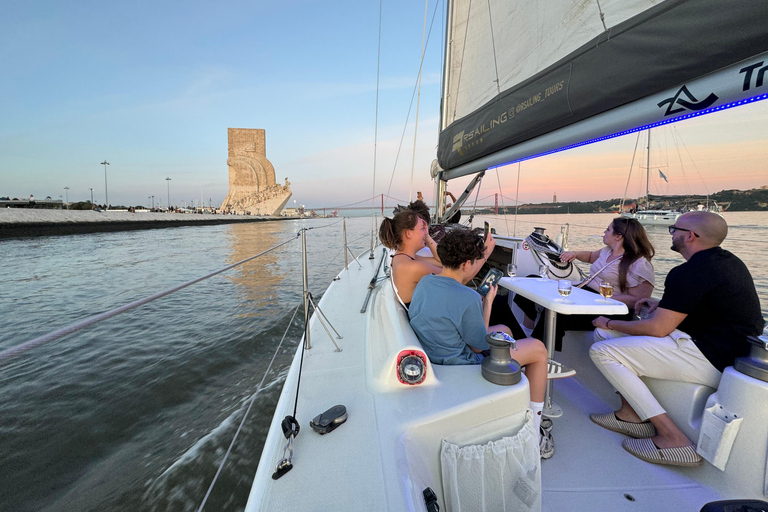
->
[590,328,722,420]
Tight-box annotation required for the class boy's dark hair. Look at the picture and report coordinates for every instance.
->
[437,228,485,269]
[393,200,430,226]
[407,200,430,225]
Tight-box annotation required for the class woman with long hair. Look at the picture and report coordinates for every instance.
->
[379,209,442,309]
[560,217,655,308]
[521,217,656,350]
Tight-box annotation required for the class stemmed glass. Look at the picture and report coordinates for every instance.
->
[557,280,572,302]
[538,264,548,279]
[507,263,518,278]
[599,281,614,303]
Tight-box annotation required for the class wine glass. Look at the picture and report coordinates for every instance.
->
[599,281,614,303]
[538,264,548,279]
[557,280,572,302]
[507,263,518,277]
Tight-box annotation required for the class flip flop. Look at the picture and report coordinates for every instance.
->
[622,438,702,467]
[589,412,656,438]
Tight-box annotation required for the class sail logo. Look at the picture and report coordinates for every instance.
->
[740,61,767,91]
[657,85,718,116]
[452,131,465,155]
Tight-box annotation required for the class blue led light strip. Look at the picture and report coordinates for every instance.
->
[488,93,768,170]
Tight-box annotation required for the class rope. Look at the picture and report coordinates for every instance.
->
[197,303,302,512]
[0,234,300,363]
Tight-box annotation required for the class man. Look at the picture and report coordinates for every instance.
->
[409,228,571,458]
[444,191,461,224]
[590,211,764,466]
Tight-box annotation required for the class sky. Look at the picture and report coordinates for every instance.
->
[1,0,767,209]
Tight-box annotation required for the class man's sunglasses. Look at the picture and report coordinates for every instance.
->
[668,225,699,237]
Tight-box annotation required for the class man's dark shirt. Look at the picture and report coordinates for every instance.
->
[659,247,764,372]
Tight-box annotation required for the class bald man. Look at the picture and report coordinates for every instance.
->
[589,211,764,466]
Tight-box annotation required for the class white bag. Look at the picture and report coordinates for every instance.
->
[440,411,541,512]
[696,403,743,471]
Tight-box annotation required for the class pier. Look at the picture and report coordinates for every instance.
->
[0,209,294,238]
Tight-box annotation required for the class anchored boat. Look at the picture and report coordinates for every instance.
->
[248,1,768,510]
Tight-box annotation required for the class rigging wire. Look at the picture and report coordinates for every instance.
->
[371,0,383,254]
[409,0,430,202]
[485,0,501,95]
[385,0,443,198]
[671,125,711,200]
[197,302,302,512]
[595,0,608,31]
[0,234,301,363]
[451,0,473,119]
[514,162,521,236]
[495,168,510,235]
[310,233,370,290]
[304,218,344,231]
[620,131,642,211]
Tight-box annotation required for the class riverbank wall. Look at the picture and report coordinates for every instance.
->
[0,209,295,238]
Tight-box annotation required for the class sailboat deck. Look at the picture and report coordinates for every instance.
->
[542,377,722,511]
[247,249,761,512]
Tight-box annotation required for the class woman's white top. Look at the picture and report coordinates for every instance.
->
[587,246,655,292]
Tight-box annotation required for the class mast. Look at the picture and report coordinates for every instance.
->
[646,128,650,211]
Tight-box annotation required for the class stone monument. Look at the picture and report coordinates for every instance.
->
[220,128,292,215]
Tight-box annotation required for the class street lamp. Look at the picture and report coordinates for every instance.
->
[64,186,70,210]
[101,161,110,209]
[89,188,94,206]
[165,177,171,212]
[151,195,155,209]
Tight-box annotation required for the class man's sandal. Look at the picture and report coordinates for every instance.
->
[589,412,657,438]
[622,438,703,466]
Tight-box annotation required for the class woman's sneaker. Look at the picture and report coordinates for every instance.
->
[541,417,553,433]
[547,359,576,379]
[540,427,555,459]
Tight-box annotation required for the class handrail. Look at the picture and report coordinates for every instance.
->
[0,233,301,363]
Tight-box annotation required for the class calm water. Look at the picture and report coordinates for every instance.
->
[1,213,766,511]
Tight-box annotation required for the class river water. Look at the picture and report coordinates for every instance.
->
[1,213,766,511]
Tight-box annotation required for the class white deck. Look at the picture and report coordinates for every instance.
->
[246,246,768,511]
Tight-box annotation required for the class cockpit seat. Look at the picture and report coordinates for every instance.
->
[641,377,715,442]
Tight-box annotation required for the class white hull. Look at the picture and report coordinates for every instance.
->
[621,210,681,226]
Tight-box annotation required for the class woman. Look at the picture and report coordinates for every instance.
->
[379,208,442,309]
[524,217,655,349]
[560,217,655,309]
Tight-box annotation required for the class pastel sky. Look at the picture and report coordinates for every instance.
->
[2,0,766,209]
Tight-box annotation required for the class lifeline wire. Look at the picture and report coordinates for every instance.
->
[0,234,300,363]
[197,302,303,512]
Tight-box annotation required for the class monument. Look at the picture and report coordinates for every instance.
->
[220,128,292,215]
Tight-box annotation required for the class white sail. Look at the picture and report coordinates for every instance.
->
[443,0,653,127]
[438,0,768,178]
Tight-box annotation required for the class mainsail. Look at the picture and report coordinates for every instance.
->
[438,0,768,180]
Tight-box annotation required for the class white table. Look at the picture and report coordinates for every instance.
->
[499,276,628,417]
